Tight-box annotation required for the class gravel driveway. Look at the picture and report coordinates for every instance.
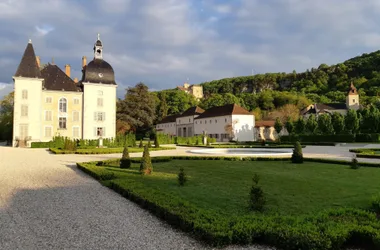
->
[0,147,274,250]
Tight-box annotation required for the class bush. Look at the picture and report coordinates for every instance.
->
[120,144,131,169]
[63,137,77,151]
[140,145,153,175]
[371,194,380,213]
[147,140,152,148]
[139,139,143,148]
[249,173,265,212]
[350,157,360,169]
[291,141,303,164]
[178,167,187,186]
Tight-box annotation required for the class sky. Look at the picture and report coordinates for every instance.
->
[1,0,380,100]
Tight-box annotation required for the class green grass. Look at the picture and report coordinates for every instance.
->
[49,146,175,154]
[101,160,380,216]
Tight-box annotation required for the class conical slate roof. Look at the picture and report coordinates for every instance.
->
[14,41,41,78]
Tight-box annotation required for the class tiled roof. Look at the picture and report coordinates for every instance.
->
[177,106,205,117]
[158,114,179,124]
[14,42,41,78]
[195,104,251,119]
[301,103,348,115]
[40,64,81,92]
[255,120,275,127]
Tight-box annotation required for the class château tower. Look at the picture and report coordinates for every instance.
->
[346,82,359,110]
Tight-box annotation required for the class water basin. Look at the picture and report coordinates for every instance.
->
[189,148,293,157]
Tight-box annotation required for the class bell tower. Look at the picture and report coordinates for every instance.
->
[346,82,359,110]
[94,33,103,60]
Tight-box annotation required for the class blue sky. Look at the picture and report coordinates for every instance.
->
[1,0,380,99]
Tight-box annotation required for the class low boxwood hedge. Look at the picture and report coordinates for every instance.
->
[49,147,175,154]
[77,159,380,249]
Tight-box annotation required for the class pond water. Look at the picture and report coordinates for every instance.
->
[189,148,293,157]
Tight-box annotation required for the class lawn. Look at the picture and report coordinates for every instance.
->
[101,160,380,216]
[78,158,380,249]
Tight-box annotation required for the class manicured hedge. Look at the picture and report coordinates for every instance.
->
[281,134,356,143]
[77,159,380,249]
[355,134,380,142]
[177,144,305,149]
[49,146,175,154]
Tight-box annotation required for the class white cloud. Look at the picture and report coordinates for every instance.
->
[35,25,55,36]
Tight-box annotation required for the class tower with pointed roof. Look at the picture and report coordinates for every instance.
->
[346,82,359,110]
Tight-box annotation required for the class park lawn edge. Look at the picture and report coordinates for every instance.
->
[49,146,175,154]
[77,156,380,249]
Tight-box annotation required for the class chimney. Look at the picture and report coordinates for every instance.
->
[36,56,40,68]
[74,77,78,83]
[65,64,71,77]
[82,56,87,69]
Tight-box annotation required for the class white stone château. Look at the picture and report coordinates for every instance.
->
[156,104,255,142]
[12,35,117,147]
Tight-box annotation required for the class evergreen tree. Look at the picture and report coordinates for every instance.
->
[147,140,152,148]
[139,139,143,148]
[157,92,168,122]
[295,117,306,134]
[249,173,266,212]
[331,112,345,134]
[140,145,153,175]
[317,114,334,134]
[285,118,294,134]
[345,109,359,134]
[274,117,283,135]
[306,114,318,134]
[291,141,303,163]
[120,143,131,169]
[178,167,187,186]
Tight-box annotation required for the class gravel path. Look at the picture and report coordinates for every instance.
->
[0,147,275,250]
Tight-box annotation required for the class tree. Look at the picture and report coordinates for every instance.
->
[249,173,266,212]
[305,115,318,134]
[331,112,345,134]
[117,82,156,132]
[291,141,303,163]
[156,92,168,122]
[295,117,306,134]
[345,109,359,134]
[140,145,153,175]
[178,167,187,186]
[120,143,131,169]
[139,139,143,148]
[317,114,334,134]
[274,117,283,134]
[0,91,14,141]
[116,119,131,135]
[154,135,160,148]
[285,118,294,134]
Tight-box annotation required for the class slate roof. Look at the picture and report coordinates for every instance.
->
[158,114,179,124]
[195,104,251,119]
[82,59,116,85]
[177,106,205,117]
[14,42,41,78]
[348,82,358,95]
[40,64,81,92]
[301,103,348,115]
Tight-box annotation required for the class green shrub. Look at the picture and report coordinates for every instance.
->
[147,140,152,148]
[350,157,360,169]
[140,145,152,175]
[139,139,143,148]
[99,172,115,180]
[249,173,265,212]
[291,141,303,164]
[371,194,380,213]
[120,144,131,169]
[178,167,187,186]
[63,137,77,151]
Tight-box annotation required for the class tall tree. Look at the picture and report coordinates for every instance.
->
[285,118,294,134]
[305,115,318,134]
[317,114,334,134]
[157,92,168,122]
[331,112,345,134]
[295,117,306,134]
[117,82,156,132]
[274,117,283,134]
[345,109,360,134]
[0,91,14,141]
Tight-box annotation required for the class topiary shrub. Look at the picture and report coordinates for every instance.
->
[261,139,266,146]
[178,167,187,186]
[147,140,152,148]
[63,138,77,151]
[249,173,265,212]
[154,135,160,148]
[120,144,131,169]
[291,141,303,164]
[140,145,153,175]
[371,193,380,214]
[350,157,360,169]
[139,139,143,148]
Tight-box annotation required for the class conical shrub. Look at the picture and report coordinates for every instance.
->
[291,141,303,164]
[154,135,160,148]
[120,143,131,169]
[140,145,153,175]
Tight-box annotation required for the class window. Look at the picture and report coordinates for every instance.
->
[96,127,104,136]
[205,120,207,124]
[94,112,105,121]
[215,119,217,123]
[225,118,227,123]
[210,120,212,124]
[179,119,181,124]
[74,98,79,105]
[353,99,356,103]
[19,124,28,140]
[98,90,103,96]
[59,117,67,129]
[21,105,28,117]
[45,111,52,121]
[59,98,67,113]
[46,97,52,103]
[97,98,103,107]
[73,127,79,137]
[22,90,28,100]
[73,111,79,122]
[195,121,197,124]
[189,118,191,123]
[45,127,52,137]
